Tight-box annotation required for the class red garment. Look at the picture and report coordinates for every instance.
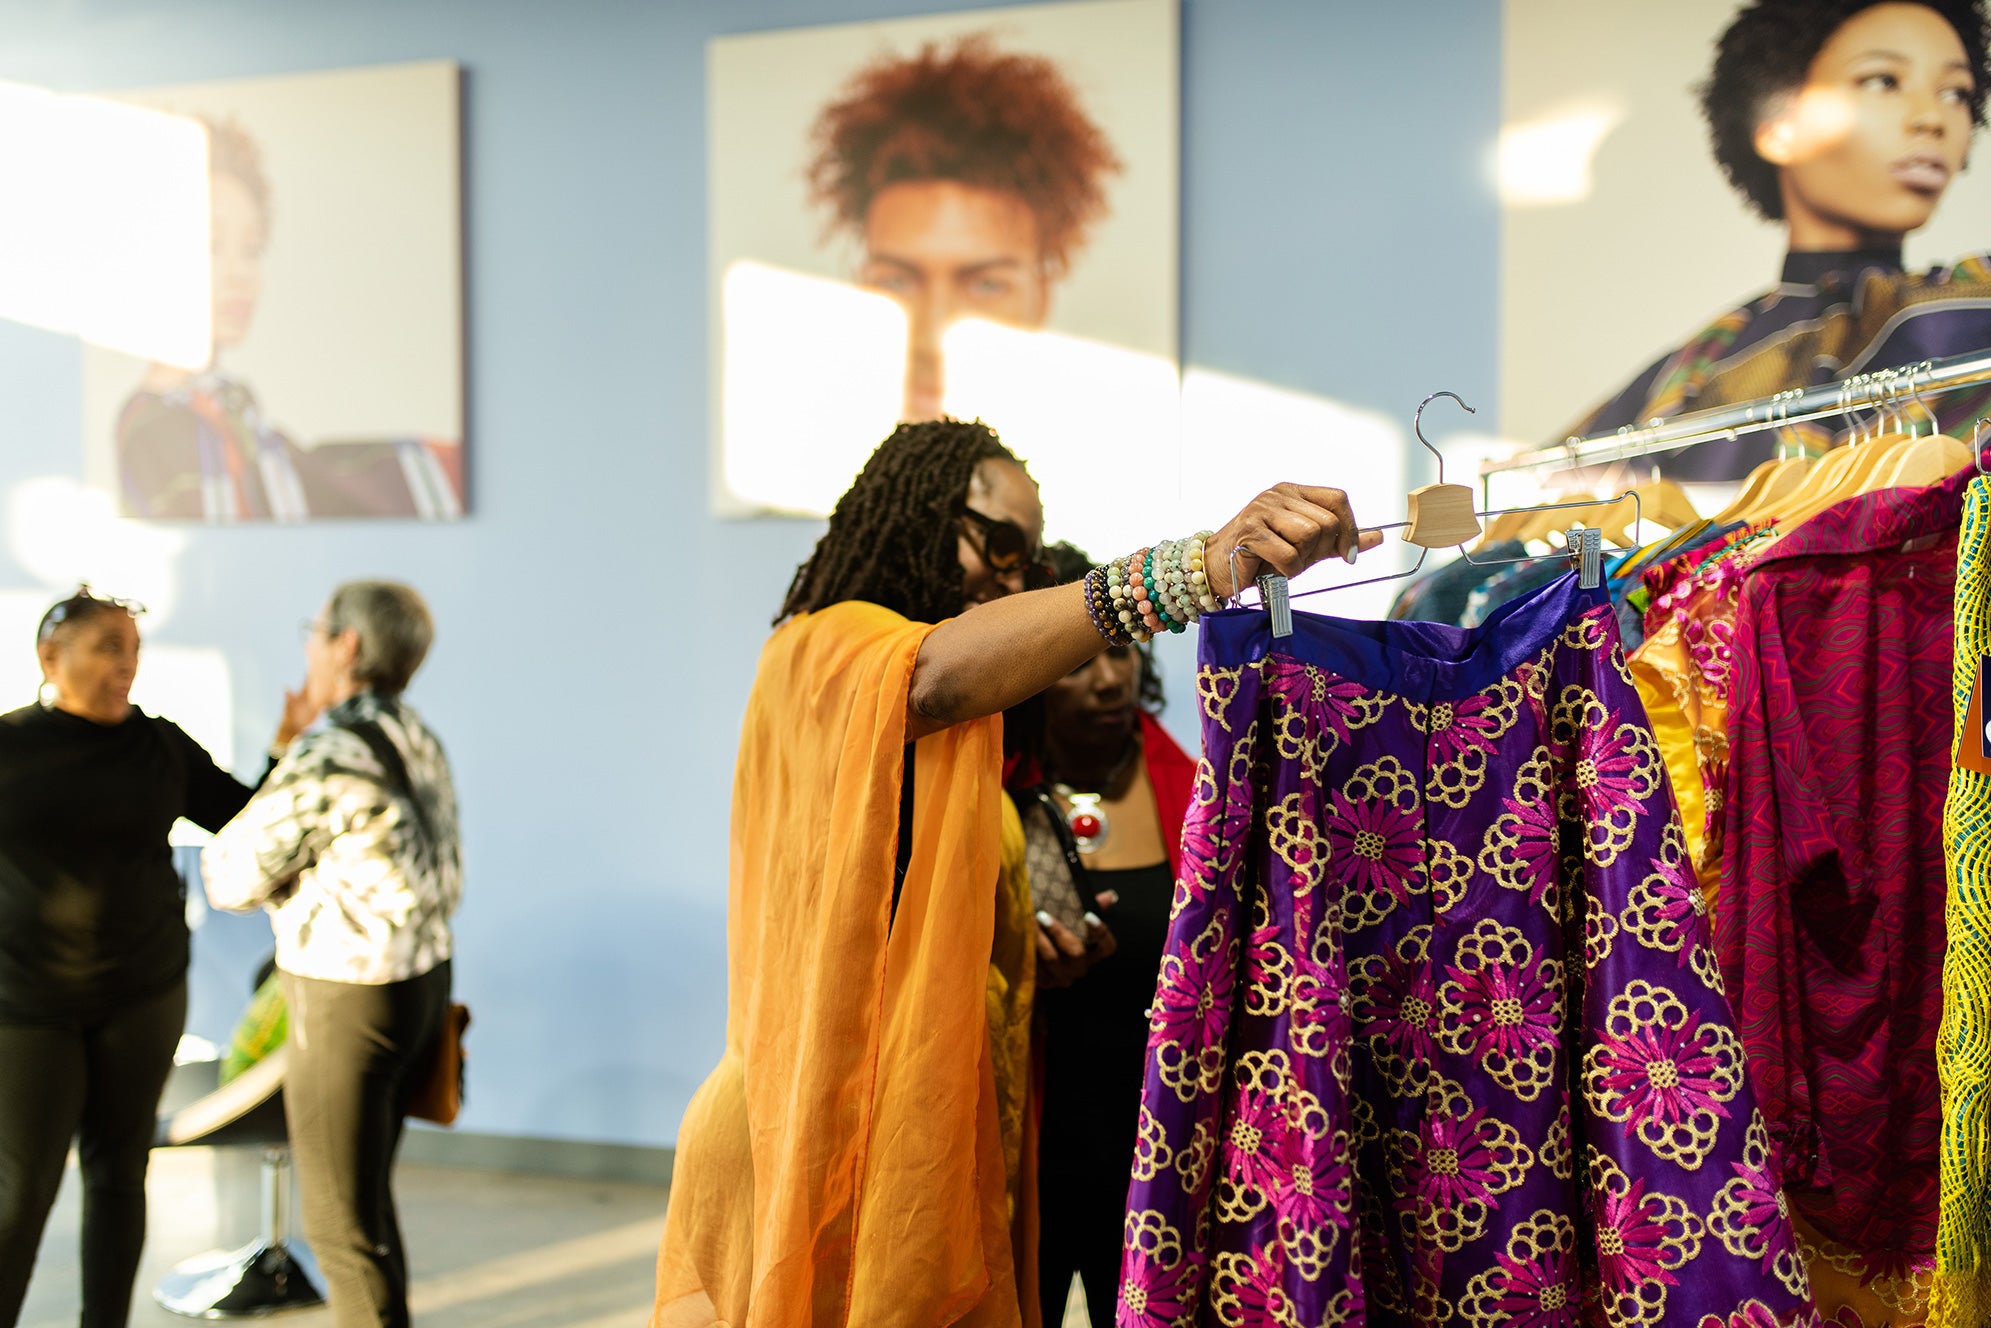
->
[1138,711,1194,877]
[1718,469,1967,1260]
[1005,711,1193,872]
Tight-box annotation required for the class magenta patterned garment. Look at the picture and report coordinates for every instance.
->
[1119,574,1816,1328]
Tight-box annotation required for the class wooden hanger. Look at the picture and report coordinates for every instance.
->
[1516,493,1595,547]
[1401,392,1485,548]
[1747,384,1876,527]
[1772,385,1923,529]
[1475,432,1584,551]
[1717,453,1811,525]
[1841,379,1930,489]
[1720,395,1817,526]
[1626,474,1700,532]
[1885,431,1972,488]
[1880,379,1970,488]
[1258,392,1636,637]
[1476,505,1541,550]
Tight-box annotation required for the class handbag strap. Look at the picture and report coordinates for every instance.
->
[346,717,433,849]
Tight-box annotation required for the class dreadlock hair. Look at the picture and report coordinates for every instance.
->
[776,418,1024,625]
[1701,0,1990,221]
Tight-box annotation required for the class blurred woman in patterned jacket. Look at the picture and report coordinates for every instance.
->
[205,579,461,1328]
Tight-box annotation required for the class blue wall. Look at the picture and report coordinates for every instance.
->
[0,0,1500,1146]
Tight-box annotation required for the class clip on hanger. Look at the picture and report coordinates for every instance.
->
[1239,392,1637,639]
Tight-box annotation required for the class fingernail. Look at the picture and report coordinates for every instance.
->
[1036,911,1056,928]
[1083,912,1104,928]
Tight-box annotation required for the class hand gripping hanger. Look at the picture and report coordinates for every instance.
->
[1241,391,1638,638]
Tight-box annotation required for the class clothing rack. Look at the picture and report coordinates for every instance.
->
[1478,347,1991,482]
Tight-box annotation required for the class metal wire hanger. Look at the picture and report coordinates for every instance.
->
[1237,390,1643,638]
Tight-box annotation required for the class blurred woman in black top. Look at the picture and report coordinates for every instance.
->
[1008,546,1197,1327]
[0,588,268,1327]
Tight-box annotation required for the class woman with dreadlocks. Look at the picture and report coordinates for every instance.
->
[651,419,1376,1328]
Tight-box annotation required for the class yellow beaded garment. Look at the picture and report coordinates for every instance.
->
[1936,474,1991,1328]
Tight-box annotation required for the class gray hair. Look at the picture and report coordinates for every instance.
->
[326,581,433,696]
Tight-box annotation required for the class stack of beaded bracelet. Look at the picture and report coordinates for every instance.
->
[1082,532,1221,645]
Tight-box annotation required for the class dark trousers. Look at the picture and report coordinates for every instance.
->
[1037,1073,1138,1328]
[0,979,187,1328]
[282,962,449,1328]
[1037,1165,1128,1328]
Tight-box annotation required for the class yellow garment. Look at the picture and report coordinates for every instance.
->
[1621,530,1774,908]
[652,602,1032,1328]
[989,794,1035,1225]
[1626,641,1713,892]
[1934,475,1991,1328]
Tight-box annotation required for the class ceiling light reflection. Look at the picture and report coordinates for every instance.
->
[718,261,906,516]
[941,319,1180,556]
[0,81,209,365]
[8,476,188,628]
[1178,368,1411,621]
[1497,101,1625,207]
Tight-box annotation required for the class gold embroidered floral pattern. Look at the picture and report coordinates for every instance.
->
[1437,919,1565,1102]
[1586,1152,1706,1327]
[1416,676,1525,808]
[1123,594,1810,1327]
[1455,1209,1580,1328]
[1708,1112,1809,1298]
[1552,686,1664,867]
[1478,748,1561,914]
[1583,979,1745,1170]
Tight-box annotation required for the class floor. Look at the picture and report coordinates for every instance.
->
[20,1151,668,1328]
[21,1151,1101,1327]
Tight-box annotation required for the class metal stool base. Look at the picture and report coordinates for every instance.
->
[154,1237,324,1318]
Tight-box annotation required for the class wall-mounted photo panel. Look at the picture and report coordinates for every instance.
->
[709,0,1179,557]
[80,59,466,521]
[1500,0,1991,486]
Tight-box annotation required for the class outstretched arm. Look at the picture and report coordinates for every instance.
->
[906,484,1382,740]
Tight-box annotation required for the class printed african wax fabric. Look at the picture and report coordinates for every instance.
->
[1387,542,1527,625]
[117,371,464,520]
[1119,574,1815,1328]
[1458,559,1569,630]
[1717,469,1969,1325]
[1623,526,1777,905]
[1563,249,1991,483]
[1933,475,1991,1328]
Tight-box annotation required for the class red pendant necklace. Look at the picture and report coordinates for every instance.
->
[1053,746,1137,855]
[1056,787,1108,852]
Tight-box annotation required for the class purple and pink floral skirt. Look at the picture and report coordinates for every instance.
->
[1118,573,1816,1328]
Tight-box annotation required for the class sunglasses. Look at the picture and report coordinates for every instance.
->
[958,504,1055,590]
[37,586,147,643]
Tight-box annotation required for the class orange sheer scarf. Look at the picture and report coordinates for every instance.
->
[653,601,1029,1328]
